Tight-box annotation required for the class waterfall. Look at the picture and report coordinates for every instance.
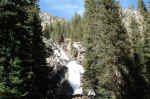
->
[55,47,84,95]
[44,39,85,95]
[66,61,84,95]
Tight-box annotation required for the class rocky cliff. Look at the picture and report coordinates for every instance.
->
[43,38,85,96]
[39,11,65,30]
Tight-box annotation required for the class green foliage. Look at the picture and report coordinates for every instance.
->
[52,21,65,42]
[41,0,150,98]
[1,0,150,99]
[43,12,85,42]
[83,0,132,99]
[83,0,150,98]
[43,24,52,39]
[118,13,150,99]
[0,0,31,96]
[0,0,51,98]
[143,2,150,98]
[71,47,78,57]
[68,13,84,41]
[138,0,147,15]
[43,20,66,43]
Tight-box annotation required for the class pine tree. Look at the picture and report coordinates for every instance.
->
[137,0,150,98]
[83,0,130,99]
[0,0,51,98]
[25,1,52,98]
[83,0,112,98]
[144,19,150,99]
[83,0,100,95]
[70,13,82,41]
[119,13,149,99]
[0,0,33,98]
[138,0,147,15]
[43,24,52,39]
[143,0,150,98]
[51,21,64,42]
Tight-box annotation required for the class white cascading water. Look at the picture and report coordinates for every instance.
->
[66,61,84,95]
[54,45,84,95]
[45,39,85,95]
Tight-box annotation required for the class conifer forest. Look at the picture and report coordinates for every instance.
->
[0,0,150,99]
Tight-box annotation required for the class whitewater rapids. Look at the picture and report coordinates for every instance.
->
[66,61,84,95]
[46,39,85,95]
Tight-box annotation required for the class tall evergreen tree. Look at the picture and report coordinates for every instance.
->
[137,0,150,98]
[138,0,147,15]
[143,0,150,98]
[51,21,64,42]
[43,24,52,39]
[0,0,51,98]
[0,0,33,98]
[83,0,130,99]
[28,2,51,98]
[69,13,82,41]
[119,14,149,99]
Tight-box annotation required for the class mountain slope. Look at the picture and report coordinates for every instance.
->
[39,11,65,30]
[39,9,145,97]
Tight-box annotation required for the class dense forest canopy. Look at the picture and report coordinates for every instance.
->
[0,0,150,99]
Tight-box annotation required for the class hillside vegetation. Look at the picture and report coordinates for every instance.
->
[0,0,150,99]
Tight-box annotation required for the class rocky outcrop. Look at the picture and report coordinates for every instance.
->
[43,38,85,96]
[39,11,65,30]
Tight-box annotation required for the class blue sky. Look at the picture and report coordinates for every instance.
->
[120,0,149,9]
[39,0,85,20]
[39,0,149,21]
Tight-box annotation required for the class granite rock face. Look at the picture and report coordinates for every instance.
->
[43,38,85,96]
[39,11,65,30]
